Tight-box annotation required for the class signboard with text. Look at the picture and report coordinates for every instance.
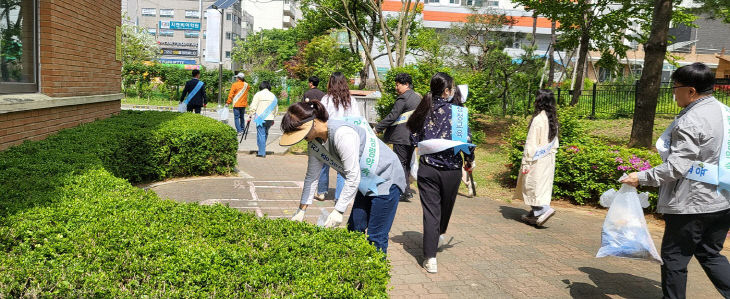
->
[158,41,198,48]
[160,48,198,57]
[158,58,197,65]
[159,21,200,31]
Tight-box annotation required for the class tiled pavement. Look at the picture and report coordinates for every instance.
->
[149,154,726,298]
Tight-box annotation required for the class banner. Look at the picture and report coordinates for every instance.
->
[160,48,198,57]
[159,21,200,31]
[205,9,221,63]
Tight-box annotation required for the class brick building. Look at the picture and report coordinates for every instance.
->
[0,0,122,150]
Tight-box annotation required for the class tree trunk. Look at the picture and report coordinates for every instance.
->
[629,0,673,148]
[359,59,370,90]
[570,30,590,106]
[547,21,556,87]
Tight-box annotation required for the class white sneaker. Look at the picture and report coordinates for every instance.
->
[536,208,556,227]
[314,193,326,201]
[422,257,437,273]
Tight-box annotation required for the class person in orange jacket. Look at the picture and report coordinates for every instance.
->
[227,73,251,135]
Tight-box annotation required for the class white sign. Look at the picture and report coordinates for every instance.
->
[205,9,221,63]
[185,10,200,18]
[160,9,174,17]
[141,8,156,16]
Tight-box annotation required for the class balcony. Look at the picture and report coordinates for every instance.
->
[283,2,294,17]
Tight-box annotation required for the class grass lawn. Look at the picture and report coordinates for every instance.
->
[122,96,179,107]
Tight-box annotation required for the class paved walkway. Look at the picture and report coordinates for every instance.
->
[122,104,289,155]
[147,154,726,298]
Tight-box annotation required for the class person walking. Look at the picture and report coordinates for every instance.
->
[301,76,325,102]
[315,72,361,202]
[281,101,405,253]
[407,72,475,273]
[375,73,422,202]
[226,73,251,136]
[179,69,207,114]
[514,89,559,227]
[621,62,730,299]
[248,81,278,158]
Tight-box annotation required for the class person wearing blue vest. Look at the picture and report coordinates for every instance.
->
[279,101,406,253]
[407,72,475,273]
[621,63,730,298]
[179,69,207,114]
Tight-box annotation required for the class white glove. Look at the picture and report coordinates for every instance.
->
[323,209,343,228]
[291,208,306,222]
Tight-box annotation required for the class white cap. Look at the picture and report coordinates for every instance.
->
[235,73,245,79]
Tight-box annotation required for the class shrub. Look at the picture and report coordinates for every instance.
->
[0,111,389,297]
[504,108,660,209]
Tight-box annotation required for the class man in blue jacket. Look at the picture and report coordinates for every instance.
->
[180,69,207,114]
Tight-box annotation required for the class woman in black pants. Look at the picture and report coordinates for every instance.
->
[407,72,475,273]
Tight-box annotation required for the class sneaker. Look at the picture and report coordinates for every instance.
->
[422,257,437,273]
[314,193,326,201]
[521,213,537,225]
[399,191,412,202]
[535,209,556,227]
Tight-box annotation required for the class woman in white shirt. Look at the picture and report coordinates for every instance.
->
[248,81,278,157]
[279,101,405,253]
[315,72,361,201]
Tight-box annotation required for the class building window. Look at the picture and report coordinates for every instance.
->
[1,0,37,94]
[141,8,156,16]
[225,51,231,58]
[226,13,231,20]
[147,28,157,35]
[160,9,174,17]
[185,31,199,38]
[185,10,200,18]
[159,29,174,37]
[487,0,498,6]
[449,0,460,4]
[226,32,231,40]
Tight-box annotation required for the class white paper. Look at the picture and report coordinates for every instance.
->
[205,9,221,63]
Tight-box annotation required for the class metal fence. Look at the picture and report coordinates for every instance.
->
[549,79,730,118]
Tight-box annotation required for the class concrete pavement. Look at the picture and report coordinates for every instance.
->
[147,154,727,298]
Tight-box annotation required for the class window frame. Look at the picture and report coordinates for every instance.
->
[0,0,39,94]
[159,9,175,18]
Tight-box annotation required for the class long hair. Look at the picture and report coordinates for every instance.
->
[531,89,559,141]
[280,101,329,133]
[326,72,352,111]
[407,72,455,132]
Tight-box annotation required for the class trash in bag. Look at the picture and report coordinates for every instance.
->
[178,102,188,113]
[596,177,662,264]
[217,105,229,122]
[316,208,329,227]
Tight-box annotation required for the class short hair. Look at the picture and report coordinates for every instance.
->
[308,76,320,87]
[192,69,200,77]
[259,81,272,91]
[671,62,715,94]
[395,73,413,88]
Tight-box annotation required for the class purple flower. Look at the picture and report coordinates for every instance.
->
[614,157,624,163]
[591,166,598,170]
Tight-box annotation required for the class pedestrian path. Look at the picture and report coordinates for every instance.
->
[121,104,289,155]
[147,154,725,298]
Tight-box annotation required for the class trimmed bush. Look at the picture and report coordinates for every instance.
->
[505,107,661,209]
[0,111,389,297]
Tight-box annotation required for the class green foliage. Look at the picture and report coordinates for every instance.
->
[120,20,160,65]
[503,107,660,208]
[286,35,363,82]
[376,63,450,119]
[122,63,234,104]
[0,111,390,297]
[232,29,302,72]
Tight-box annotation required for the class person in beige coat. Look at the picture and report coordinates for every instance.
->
[515,89,559,227]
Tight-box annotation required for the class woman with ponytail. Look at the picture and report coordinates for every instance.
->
[407,72,476,273]
[515,89,560,227]
[279,101,405,254]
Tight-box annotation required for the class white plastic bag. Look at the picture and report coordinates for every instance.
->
[316,208,329,227]
[410,149,419,180]
[217,106,229,121]
[596,183,662,264]
[178,102,188,113]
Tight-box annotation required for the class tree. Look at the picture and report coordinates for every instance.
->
[629,0,730,147]
[120,22,159,66]
[231,29,300,72]
[513,0,653,105]
[373,0,422,68]
[449,10,518,72]
[285,35,363,84]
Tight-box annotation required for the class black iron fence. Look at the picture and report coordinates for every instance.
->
[549,79,730,118]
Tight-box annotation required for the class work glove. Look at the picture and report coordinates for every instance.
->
[323,209,343,228]
[291,208,306,222]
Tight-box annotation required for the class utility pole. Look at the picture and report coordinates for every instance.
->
[218,7,224,107]
[198,0,203,66]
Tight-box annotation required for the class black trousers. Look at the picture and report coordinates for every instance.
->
[417,162,461,259]
[661,208,730,299]
[392,144,415,192]
[187,105,202,114]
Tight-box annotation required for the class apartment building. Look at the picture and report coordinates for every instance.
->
[242,0,300,31]
[123,0,245,70]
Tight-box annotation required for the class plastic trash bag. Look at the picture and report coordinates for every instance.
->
[316,208,329,227]
[217,106,229,121]
[410,149,419,180]
[178,102,188,113]
[596,181,662,264]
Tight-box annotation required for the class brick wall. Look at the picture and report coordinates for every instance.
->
[39,0,122,97]
[0,100,120,150]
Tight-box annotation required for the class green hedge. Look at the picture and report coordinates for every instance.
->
[505,107,661,210]
[0,111,389,297]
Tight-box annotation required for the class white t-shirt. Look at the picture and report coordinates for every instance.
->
[320,94,360,119]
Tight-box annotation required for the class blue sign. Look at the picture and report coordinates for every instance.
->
[159,21,200,31]
[158,58,197,65]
